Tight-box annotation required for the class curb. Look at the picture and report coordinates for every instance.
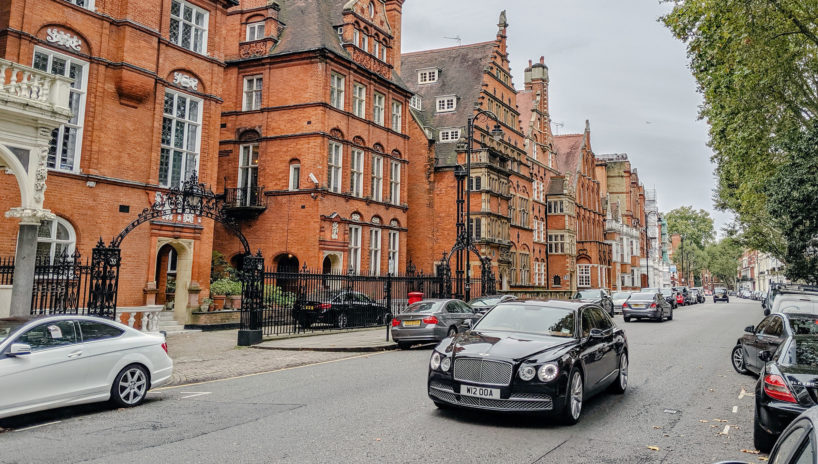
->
[251,343,398,353]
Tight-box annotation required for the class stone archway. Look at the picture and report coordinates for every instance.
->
[274,253,299,273]
[321,252,342,274]
[155,238,194,324]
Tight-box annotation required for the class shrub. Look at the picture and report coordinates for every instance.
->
[210,278,242,296]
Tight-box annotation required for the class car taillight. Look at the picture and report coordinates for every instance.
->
[391,318,400,327]
[763,374,797,403]
[318,303,331,310]
[161,342,168,354]
[622,303,628,308]
[422,315,439,325]
[650,303,657,308]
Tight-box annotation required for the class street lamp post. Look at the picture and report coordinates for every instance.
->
[644,210,657,288]
[458,109,504,301]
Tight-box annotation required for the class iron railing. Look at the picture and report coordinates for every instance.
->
[222,186,266,209]
[0,256,13,285]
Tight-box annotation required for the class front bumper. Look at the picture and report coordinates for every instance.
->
[427,371,560,413]
[623,308,660,319]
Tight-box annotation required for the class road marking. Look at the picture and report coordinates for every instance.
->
[721,425,730,435]
[732,406,738,413]
[152,350,390,391]
[180,391,211,399]
[14,421,62,432]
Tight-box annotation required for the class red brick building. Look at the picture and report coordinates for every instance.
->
[213,0,412,277]
[0,0,237,323]
[402,12,533,291]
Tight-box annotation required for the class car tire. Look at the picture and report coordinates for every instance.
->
[731,345,750,375]
[296,315,312,329]
[754,417,776,454]
[667,309,673,321]
[560,369,584,425]
[111,364,149,408]
[336,312,348,329]
[623,316,631,322]
[609,352,628,394]
[397,341,412,350]
[447,326,457,338]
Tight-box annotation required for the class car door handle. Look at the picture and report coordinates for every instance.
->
[67,351,83,358]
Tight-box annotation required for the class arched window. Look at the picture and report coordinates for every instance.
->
[36,217,76,264]
[553,275,561,287]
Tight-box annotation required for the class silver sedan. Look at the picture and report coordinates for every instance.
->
[391,299,479,349]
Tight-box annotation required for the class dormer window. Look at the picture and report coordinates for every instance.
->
[337,27,344,44]
[353,29,359,46]
[409,94,422,110]
[368,1,375,17]
[246,21,265,41]
[436,96,456,113]
[418,68,438,84]
[439,129,461,142]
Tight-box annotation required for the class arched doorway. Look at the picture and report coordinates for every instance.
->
[155,243,177,307]
[154,238,194,323]
[322,256,332,274]
[275,254,299,273]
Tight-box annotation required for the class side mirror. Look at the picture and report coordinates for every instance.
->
[589,328,604,339]
[764,309,771,316]
[7,343,31,357]
[759,350,772,362]
[464,319,473,328]
[744,325,755,334]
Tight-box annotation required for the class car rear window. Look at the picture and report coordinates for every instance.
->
[785,337,818,367]
[79,321,124,342]
[405,302,440,314]
[788,317,818,336]
[469,296,502,307]
[613,292,631,299]
[630,293,655,300]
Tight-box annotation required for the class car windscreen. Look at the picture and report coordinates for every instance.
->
[404,301,441,314]
[468,296,502,307]
[474,304,575,337]
[612,292,631,299]
[783,337,818,367]
[575,291,598,299]
[629,292,655,301]
[0,319,28,344]
[787,316,818,335]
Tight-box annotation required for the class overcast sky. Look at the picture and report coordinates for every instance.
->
[402,0,731,234]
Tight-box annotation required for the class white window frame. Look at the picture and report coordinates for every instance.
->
[353,83,366,118]
[369,228,381,276]
[578,264,591,288]
[289,163,300,191]
[373,92,385,125]
[32,47,89,173]
[64,0,94,10]
[34,217,76,265]
[159,89,202,188]
[328,142,343,193]
[391,100,402,133]
[360,33,368,52]
[388,230,399,274]
[350,149,364,197]
[438,129,460,142]
[373,41,380,59]
[245,21,265,41]
[409,94,422,110]
[237,143,259,206]
[548,234,566,254]
[243,75,263,111]
[330,73,345,110]
[169,0,209,54]
[418,68,438,84]
[436,96,456,112]
[371,154,383,202]
[390,161,401,205]
[349,225,361,274]
[353,29,360,47]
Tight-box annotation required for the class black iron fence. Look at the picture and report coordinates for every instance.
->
[241,267,500,336]
[0,256,13,285]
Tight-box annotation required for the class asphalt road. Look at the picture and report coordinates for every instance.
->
[1,298,770,464]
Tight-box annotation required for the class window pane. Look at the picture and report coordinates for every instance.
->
[188,99,199,121]
[37,220,53,238]
[33,52,48,71]
[19,321,77,350]
[159,148,170,185]
[56,223,69,240]
[51,57,66,76]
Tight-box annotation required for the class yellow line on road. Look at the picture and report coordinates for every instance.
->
[152,350,391,392]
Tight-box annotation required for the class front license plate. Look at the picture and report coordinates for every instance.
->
[461,385,500,399]
[403,320,420,327]
[304,305,314,311]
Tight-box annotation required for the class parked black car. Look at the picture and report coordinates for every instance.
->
[572,289,615,317]
[753,332,818,452]
[292,290,390,329]
[428,301,628,424]
[622,292,673,322]
[713,287,729,303]
[660,288,678,309]
[468,295,517,315]
[692,288,705,304]
[731,312,790,376]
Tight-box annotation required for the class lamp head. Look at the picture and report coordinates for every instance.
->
[491,124,504,141]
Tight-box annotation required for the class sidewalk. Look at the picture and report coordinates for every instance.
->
[164,327,397,386]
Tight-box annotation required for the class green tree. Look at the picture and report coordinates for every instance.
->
[704,237,744,289]
[662,0,817,258]
[665,207,715,281]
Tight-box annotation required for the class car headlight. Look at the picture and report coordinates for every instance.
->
[430,352,441,370]
[440,357,451,372]
[519,365,537,381]
[538,363,559,382]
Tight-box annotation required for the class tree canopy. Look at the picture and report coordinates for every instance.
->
[703,237,744,289]
[664,206,715,279]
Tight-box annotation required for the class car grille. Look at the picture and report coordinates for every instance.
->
[429,385,553,411]
[453,358,513,386]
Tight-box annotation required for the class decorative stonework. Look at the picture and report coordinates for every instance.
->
[239,39,272,59]
[173,72,199,91]
[351,48,391,79]
[5,207,55,225]
[33,129,50,204]
[331,223,339,239]
[351,213,361,221]
[371,216,380,224]
[46,28,82,52]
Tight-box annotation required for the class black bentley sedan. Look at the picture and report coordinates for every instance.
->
[427,300,628,424]
[752,333,818,453]
[292,289,390,329]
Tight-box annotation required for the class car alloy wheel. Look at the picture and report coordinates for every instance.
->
[610,353,628,394]
[569,371,583,421]
[732,345,749,375]
[336,312,348,328]
[112,365,148,407]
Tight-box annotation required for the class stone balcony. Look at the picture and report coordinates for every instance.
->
[0,58,73,124]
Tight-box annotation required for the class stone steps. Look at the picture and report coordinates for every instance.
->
[157,310,199,334]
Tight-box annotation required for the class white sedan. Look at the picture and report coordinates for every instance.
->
[0,315,173,419]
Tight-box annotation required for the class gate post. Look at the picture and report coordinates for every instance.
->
[238,250,264,346]
[88,239,121,319]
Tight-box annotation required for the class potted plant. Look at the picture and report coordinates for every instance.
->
[227,280,243,309]
[209,279,234,310]
[200,297,213,312]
